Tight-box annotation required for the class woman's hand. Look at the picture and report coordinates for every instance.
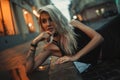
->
[32,31,52,45]
[55,55,75,64]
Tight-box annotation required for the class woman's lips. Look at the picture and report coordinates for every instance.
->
[47,28,53,32]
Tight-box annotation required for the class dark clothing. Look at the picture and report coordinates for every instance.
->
[52,40,66,56]
[74,27,101,65]
[52,27,101,65]
[74,27,91,53]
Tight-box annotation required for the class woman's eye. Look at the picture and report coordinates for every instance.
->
[41,18,52,24]
[41,19,47,23]
[49,18,52,22]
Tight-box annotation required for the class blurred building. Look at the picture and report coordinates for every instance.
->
[69,0,119,22]
[35,0,52,9]
[0,0,51,51]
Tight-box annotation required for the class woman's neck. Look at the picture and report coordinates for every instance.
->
[53,36,59,41]
[53,32,60,41]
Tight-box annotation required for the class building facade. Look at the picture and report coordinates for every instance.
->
[0,0,51,51]
[69,0,119,21]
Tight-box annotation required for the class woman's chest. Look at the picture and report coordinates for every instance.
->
[44,43,62,56]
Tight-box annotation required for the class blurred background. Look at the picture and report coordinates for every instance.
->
[0,0,119,51]
[0,0,120,80]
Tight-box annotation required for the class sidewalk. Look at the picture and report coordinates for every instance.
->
[0,41,83,80]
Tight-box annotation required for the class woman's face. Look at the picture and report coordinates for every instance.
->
[40,12,56,34]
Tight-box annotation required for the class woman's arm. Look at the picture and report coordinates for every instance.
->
[55,20,104,64]
[26,31,51,72]
[69,19,104,61]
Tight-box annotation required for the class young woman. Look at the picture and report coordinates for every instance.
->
[29,5,104,71]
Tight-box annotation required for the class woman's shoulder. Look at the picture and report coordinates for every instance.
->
[74,27,88,38]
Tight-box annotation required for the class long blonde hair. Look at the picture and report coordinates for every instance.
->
[38,5,77,54]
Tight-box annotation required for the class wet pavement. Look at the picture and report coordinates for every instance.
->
[81,59,120,80]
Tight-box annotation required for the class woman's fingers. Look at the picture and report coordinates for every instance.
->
[55,56,70,64]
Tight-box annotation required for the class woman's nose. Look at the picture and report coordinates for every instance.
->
[46,20,51,26]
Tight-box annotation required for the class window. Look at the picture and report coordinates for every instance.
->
[0,0,15,36]
[23,9,35,33]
